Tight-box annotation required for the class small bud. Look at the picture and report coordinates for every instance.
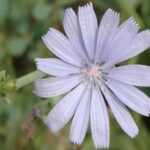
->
[0,70,15,102]
[5,80,15,91]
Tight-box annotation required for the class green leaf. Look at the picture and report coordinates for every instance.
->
[0,0,10,18]
[6,37,29,56]
[32,3,51,21]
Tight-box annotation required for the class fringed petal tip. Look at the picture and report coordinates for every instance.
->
[42,29,52,41]
[42,33,48,42]
[106,8,119,16]
[95,143,109,149]
[91,135,110,149]
[70,135,110,149]
[64,8,74,21]
[34,58,43,68]
[70,139,82,145]
[79,1,93,8]
[44,105,69,133]
[126,17,140,30]
[70,140,109,149]
[130,130,139,139]
[44,116,60,133]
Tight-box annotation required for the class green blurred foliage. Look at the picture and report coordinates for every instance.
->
[0,0,150,150]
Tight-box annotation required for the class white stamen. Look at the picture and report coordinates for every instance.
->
[87,65,101,78]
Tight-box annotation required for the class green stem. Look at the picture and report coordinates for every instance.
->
[15,70,46,90]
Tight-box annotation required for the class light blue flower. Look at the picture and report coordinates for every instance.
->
[34,2,150,149]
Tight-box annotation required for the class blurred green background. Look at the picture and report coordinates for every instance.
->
[0,0,150,149]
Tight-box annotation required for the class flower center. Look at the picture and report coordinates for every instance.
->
[87,65,101,78]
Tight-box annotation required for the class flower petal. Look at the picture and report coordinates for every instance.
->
[101,83,139,138]
[95,9,120,64]
[42,28,83,67]
[34,75,82,98]
[45,83,86,132]
[106,65,150,87]
[105,17,139,63]
[105,79,150,116]
[35,58,81,76]
[63,8,89,61]
[70,83,92,144]
[78,2,98,60]
[117,30,150,63]
[102,30,150,67]
[90,86,110,149]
